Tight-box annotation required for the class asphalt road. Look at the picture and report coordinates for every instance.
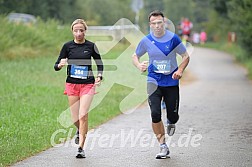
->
[13,47,252,167]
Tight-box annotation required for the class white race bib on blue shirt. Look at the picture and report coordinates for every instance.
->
[153,60,171,74]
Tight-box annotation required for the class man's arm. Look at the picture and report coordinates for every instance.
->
[132,53,148,72]
[172,52,190,80]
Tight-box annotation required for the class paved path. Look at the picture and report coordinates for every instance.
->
[13,47,252,167]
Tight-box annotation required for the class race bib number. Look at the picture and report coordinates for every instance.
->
[70,65,88,79]
[153,60,171,74]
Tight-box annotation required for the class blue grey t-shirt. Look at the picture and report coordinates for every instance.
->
[135,30,186,86]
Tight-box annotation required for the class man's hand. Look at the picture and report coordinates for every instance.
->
[172,69,183,80]
[137,61,148,72]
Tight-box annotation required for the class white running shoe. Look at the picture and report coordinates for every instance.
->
[156,144,170,159]
[76,147,85,158]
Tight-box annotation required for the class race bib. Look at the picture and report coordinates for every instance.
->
[153,60,171,74]
[70,65,88,79]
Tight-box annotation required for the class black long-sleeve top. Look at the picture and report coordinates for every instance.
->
[54,40,103,84]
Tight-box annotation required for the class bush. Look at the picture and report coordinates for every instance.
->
[227,0,252,57]
[0,15,71,61]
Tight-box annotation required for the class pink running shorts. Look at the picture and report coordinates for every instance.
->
[64,83,96,96]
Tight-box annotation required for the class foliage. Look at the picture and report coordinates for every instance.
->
[77,0,135,25]
[204,10,230,42]
[210,0,231,18]
[163,0,195,24]
[0,0,135,25]
[227,0,252,54]
[1,0,252,65]
[0,15,71,61]
[0,0,80,23]
[0,0,211,30]
[210,0,252,57]
[146,0,211,32]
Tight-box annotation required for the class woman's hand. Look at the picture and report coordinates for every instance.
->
[58,58,68,69]
[95,76,102,86]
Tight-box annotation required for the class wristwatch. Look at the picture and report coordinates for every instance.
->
[97,75,103,80]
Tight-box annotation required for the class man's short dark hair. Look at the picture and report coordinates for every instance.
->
[148,10,164,21]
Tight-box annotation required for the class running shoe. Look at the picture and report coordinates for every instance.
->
[156,144,169,159]
[76,147,85,158]
[75,130,79,144]
[166,123,176,136]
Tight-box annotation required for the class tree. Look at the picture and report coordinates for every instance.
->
[192,0,211,23]
[144,0,164,16]
[76,0,135,25]
[227,0,252,55]
[211,0,231,17]
[0,0,79,23]
[162,0,195,25]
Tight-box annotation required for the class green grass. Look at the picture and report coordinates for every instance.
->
[0,56,66,166]
[0,17,71,61]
